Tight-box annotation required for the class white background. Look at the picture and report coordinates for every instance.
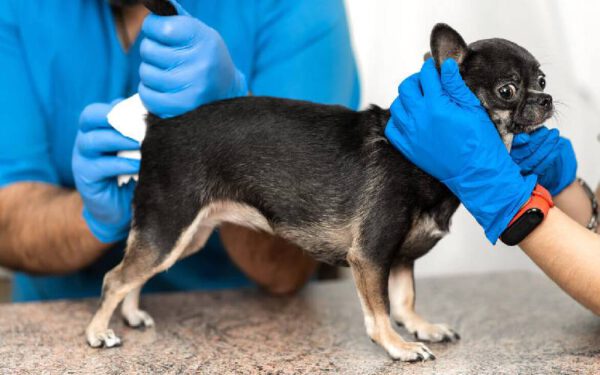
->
[344,0,600,277]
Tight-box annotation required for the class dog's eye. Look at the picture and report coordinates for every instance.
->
[538,76,546,90]
[498,84,517,100]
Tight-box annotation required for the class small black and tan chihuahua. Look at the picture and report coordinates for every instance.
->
[87,0,553,362]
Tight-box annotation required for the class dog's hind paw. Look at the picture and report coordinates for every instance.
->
[86,329,122,348]
[410,323,460,343]
[123,309,155,329]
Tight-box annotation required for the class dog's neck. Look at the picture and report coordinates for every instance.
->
[489,109,515,151]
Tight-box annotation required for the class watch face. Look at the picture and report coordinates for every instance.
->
[501,208,544,246]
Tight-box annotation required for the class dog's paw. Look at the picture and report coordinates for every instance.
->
[384,341,436,362]
[409,323,460,343]
[86,329,122,348]
[123,309,155,329]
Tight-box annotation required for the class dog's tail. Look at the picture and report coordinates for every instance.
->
[142,0,178,16]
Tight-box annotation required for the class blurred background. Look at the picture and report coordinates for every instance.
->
[1,1,599,301]
[344,0,600,277]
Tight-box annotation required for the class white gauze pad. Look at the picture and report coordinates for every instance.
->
[106,94,148,186]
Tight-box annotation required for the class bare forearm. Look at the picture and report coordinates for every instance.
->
[520,207,600,315]
[553,180,594,228]
[0,183,109,274]
[220,223,317,295]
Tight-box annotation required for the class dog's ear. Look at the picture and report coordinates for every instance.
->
[430,23,468,69]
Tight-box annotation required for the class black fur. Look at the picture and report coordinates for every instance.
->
[135,98,457,267]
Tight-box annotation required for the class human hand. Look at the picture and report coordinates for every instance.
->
[511,126,577,196]
[72,102,140,243]
[385,58,537,243]
[139,0,247,118]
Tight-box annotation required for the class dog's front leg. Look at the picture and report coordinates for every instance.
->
[389,262,459,342]
[348,252,435,361]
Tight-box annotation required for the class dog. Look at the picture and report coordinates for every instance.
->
[86,7,553,361]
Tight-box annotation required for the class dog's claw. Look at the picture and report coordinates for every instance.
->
[410,323,460,343]
[386,341,436,362]
[87,329,122,348]
[123,309,155,329]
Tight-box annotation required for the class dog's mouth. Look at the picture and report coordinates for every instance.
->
[511,110,554,134]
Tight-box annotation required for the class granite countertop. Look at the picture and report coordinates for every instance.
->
[0,271,599,374]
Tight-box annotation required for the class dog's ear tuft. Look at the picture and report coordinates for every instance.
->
[430,23,468,69]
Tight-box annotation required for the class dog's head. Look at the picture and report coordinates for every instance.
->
[428,23,553,147]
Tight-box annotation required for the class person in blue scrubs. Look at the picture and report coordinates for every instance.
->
[0,0,359,301]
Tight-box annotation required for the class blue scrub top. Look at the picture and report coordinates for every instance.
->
[0,0,360,301]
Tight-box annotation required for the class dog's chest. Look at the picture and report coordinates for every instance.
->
[397,196,459,262]
[400,215,447,259]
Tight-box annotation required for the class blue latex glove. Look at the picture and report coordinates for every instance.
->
[385,59,537,243]
[510,126,577,196]
[72,102,140,243]
[139,0,247,118]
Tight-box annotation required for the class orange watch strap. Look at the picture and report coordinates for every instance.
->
[508,184,554,227]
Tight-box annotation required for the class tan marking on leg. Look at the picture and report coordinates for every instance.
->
[389,263,459,343]
[87,200,274,348]
[348,253,435,361]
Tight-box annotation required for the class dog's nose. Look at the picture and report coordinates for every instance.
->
[537,94,553,110]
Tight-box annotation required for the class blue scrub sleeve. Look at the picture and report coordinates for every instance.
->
[252,0,360,109]
[0,1,59,188]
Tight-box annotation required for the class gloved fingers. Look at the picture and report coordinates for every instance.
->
[139,61,196,93]
[398,73,425,112]
[419,58,445,103]
[142,14,209,47]
[79,103,113,131]
[140,37,189,70]
[139,82,196,117]
[533,133,567,173]
[87,157,141,181]
[110,98,124,107]
[527,127,559,152]
[388,96,412,135]
[519,126,551,148]
[77,129,140,157]
[440,59,481,107]
[511,127,549,155]
[511,132,531,148]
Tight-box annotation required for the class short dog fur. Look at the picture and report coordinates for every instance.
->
[87,8,554,361]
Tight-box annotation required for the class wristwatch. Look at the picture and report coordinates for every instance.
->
[500,184,554,246]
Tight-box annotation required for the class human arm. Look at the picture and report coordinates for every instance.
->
[521,207,600,314]
[553,181,596,228]
[0,3,110,274]
[0,101,140,274]
[0,184,109,274]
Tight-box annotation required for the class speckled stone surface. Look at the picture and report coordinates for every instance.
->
[0,272,599,374]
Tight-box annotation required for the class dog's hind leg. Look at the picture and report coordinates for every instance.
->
[348,250,435,362]
[389,262,460,342]
[121,286,154,328]
[86,213,215,348]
